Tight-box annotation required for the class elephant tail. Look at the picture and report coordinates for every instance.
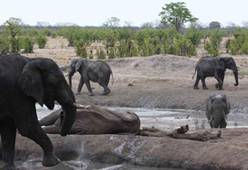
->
[111,71,114,86]
[192,68,197,79]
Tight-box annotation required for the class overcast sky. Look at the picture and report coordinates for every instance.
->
[0,0,247,26]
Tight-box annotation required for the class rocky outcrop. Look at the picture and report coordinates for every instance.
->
[6,128,248,170]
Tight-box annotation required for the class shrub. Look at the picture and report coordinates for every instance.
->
[22,37,33,53]
[75,40,88,58]
[36,34,47,48]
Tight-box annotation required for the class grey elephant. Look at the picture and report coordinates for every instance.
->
[193,56,239,90]
[0,54,76,169]
[68,58,113,96]
[206,94,230,128]
[39,105,140,134]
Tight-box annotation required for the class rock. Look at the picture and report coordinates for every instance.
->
[40,105,140,135]
[5,128,248,170]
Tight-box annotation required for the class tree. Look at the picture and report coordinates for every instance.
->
[103,17,120,28]
[4,18,23,53]
[159,2,198,32]
[209,21,221,29]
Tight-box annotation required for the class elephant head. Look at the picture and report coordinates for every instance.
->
[68,58,87,88]
[220,57,239,86]
[206,94,230,128]
[18,58,76,136]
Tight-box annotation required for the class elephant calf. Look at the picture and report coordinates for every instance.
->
[40,105,140,135]
[206,94,230,128]
[68,58,113,96]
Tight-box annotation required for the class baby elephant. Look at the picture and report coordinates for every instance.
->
[68,58,113,96]
[206,94,230,128]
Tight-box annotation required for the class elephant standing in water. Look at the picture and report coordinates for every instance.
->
[68,58,113,96]
[206,94,230,128]
[193,57,239,90]
[0,54,76,169]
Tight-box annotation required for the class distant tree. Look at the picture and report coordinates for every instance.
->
[4,18,23,53]
[209,21,221,29]
[141,22,154,28]
[103,17,120,28]
[159,2,198,32]
[124,21,132,27]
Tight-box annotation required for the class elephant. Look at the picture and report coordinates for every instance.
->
[68,58,113,96]
[192,56,239,90]
[0,54,76,169]
[206,94,230,128]
[39,104,140,135]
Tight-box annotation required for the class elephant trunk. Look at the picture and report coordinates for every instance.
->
[57,84,76,136]
[233,70,239,86]
[68,70,74,88]
[60,103,76,136]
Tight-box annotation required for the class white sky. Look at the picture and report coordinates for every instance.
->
[0,0,248,26]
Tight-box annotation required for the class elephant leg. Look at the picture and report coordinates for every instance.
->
[84,79,94,96]
[193,76,200,89]
[0,119,16,169]
[220,120,227,128]
[99,81,111,95]
[215,70,224,90]
[16,116,59,167]
[201,78,208,89]
[77,76,84,94]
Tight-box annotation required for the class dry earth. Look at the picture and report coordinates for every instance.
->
[24,37,248,113]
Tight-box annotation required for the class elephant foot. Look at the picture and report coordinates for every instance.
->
[2,164,15,170]
[193,86,199,90]
[88,92,94,96]
[42,153,60,167]
[102,89,111,95]
[215,84,219,89]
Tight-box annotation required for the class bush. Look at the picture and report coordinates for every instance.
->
[97,49,106,59]
[204,30,223,56]
[0,35,9,54]
[21,37,33,53]
[36,35,47,48]
[76,40,88,58]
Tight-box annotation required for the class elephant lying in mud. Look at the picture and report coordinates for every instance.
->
[193,56,239,90]
[206,94,230,128]
[40,105,140,134]
[68,58,113,96]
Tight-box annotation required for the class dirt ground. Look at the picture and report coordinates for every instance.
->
[71,54,248,114]
[25,37,248,113]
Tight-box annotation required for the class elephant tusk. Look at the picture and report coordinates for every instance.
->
[73,103,91,109]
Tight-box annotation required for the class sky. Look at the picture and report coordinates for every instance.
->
[0,0,248,27]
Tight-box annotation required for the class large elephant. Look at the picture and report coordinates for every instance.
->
[0,54,76,169]
[39,105,140,135]
[193,56,239,90]
[206,94,230,128]
[68,58,113,96]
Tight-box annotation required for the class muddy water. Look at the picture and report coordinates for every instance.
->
[29,105,248,170]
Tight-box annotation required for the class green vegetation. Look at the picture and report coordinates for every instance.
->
[159,2,198,32]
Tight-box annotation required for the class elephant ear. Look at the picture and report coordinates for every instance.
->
[18,61,44,106]
[221,95,230,115]
[75,60,83,72]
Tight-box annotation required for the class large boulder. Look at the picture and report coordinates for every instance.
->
[39,105,140,135]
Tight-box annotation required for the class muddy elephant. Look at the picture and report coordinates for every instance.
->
[193,56,239,90]
[206,94,230,128]
[68,58,113,96]
[0,54,76,169]
[39,105,140,135]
